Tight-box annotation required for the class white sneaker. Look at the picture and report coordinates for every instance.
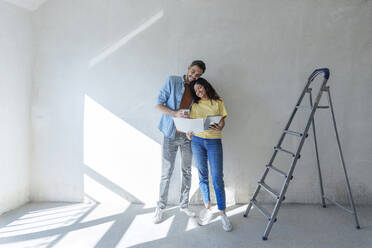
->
[153,207,164,224]
[197,208,213,226]
[221,213,232,232]
[180,207,196,217]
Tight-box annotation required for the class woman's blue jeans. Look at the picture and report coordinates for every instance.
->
[191,136,226,210]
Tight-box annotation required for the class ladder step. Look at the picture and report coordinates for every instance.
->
[266,164,287,177]
[284,130,303,137]
[296,105,312,110]
[251,200,271,219]
[274,147,295,157]
[296,105,329,109]
[321,86,330,92]
[258,182,279,198]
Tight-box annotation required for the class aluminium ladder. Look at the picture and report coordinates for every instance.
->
[243,68,360,240]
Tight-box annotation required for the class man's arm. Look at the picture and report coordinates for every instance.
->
[156,104,185,118]
[156,76,187,118]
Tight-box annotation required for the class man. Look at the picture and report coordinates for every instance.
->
[153,60,206,224]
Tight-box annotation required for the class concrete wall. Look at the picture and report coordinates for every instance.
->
[0,1,32,214]
[31,0,372,205]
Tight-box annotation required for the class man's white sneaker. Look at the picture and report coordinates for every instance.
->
[180,207,196,217]
[197,208,213,226]
[153,207,164,224]
[221,213,232,232]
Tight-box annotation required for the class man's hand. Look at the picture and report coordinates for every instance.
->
[186,131,194,140]
[156,104,189,118]
[174,109,189,118]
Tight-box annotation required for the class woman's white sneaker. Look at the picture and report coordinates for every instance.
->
[197,208,213,226]
[221,213,232,232]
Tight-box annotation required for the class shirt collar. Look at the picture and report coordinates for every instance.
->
[183,75,189,85]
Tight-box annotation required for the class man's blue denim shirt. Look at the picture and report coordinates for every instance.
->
[157,75,186,139]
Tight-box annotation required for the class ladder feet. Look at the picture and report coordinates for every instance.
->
[262,236,268,241]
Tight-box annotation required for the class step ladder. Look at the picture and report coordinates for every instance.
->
[243,68,360,240]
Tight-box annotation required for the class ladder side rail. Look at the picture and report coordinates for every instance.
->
[243,184,261,217]
[246,77,315,218]
[284,76,329,193]
[291,77,329,175]
[263,74,330,239]
[262,157,298,239]
[325,87,360,228]
[309,90,326,207]
[263,104,320,239]
[269,68,324,164]
[267,79,313,167]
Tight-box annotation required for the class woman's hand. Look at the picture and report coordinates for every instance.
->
[209,117,225,131]
[208,123,223,131]
[186,131,194,140]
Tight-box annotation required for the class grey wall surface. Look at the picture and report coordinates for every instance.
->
[0,1,32,214]
[31,0,372,205]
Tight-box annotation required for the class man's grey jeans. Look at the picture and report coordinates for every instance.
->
[157,132,192,209]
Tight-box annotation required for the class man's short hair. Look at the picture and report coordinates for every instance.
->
[190,60,206,73]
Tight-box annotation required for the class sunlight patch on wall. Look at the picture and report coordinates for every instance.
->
[89,10,164,68]
[84,95,161,204]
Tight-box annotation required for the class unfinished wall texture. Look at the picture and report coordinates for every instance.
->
[29,0,372,205]
[0,1,32,214]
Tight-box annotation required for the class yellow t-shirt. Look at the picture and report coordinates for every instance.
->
[190,99,228,139]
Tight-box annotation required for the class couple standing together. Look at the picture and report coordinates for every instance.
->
[154,60,232,232]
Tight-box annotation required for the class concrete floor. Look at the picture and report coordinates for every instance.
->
[0,201,371,248]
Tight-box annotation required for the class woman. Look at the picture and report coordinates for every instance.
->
[187,78,232,232]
